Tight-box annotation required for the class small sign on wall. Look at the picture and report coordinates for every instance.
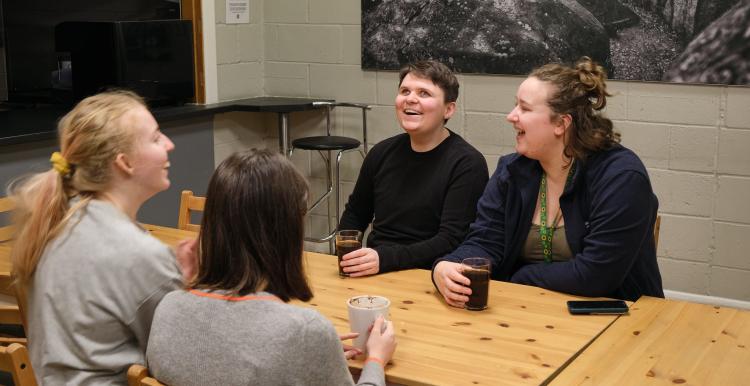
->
[226,0,250,24]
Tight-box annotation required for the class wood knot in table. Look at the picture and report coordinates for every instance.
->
[452,321,471,326]
[526,338,536,342]
[545,325,554,329]
[632,330,640,336]
[479,337,492,341]
[672,378,686,384]
[513,369,533,379]
[498,322,510,328]
[402,300,414,304]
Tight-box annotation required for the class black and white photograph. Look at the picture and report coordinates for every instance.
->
[362,0,750,86]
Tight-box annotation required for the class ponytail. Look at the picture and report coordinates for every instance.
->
[10,170,73,284]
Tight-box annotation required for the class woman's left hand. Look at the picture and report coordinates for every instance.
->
[339,332,362,359]
[175,238,198,282]
[341,248,380,277]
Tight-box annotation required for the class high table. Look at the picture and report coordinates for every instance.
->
[141,225,619,385]
[549,296,750,386]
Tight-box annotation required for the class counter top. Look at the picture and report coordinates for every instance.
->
[0,97,333,146]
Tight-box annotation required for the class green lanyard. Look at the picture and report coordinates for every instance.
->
[538,162,576,263]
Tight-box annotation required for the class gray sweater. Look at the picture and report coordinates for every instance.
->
[27,199,182,385]
[147,289,385,386]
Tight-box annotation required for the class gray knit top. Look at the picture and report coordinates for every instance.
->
[146,289,385,386]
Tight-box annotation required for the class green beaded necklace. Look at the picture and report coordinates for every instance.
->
[538,161,576,263]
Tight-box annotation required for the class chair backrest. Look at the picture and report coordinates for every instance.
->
[314,101,372,153]
[654,215,661,251]
[0,343,37,386]
[0,196,16,243]
[177,190,206,232]
[127,364,166,386]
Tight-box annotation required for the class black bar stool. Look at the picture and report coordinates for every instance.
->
[290,102,371,252]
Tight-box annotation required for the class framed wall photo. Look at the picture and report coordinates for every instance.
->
[361,0,750,86]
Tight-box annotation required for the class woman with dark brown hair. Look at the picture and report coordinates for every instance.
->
[433,57,663,305]
[147,149,396,386]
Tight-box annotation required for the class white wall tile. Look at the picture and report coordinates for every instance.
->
[669,125,717,173]
[658,257,709,295]
[264,0,308,23]
[726,88,750,129]
[709,267,750,300]
[309,0,360,24]
[309,64,377,103]
[715,176,750,223]
[714,222,750,270]
[617,121,670,169]
[717,129,750,176]
[658,215,713,262]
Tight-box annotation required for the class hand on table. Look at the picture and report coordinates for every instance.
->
[339,332,362,359]
[175,238,199,282]
[433,261,471,308]
[340,247,380,277]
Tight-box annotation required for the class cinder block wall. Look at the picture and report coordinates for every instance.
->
[210,0,750,302]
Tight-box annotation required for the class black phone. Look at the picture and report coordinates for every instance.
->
[567,300,629,315]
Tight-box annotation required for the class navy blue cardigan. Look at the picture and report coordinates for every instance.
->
[436,145,664,301]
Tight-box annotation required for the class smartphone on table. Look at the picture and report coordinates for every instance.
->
[567,300,629,315]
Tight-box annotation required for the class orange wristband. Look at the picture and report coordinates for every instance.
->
[365,356,386,368]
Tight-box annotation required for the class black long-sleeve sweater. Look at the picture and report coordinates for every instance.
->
[339,130,488,273]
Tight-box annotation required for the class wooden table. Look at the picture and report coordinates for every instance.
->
[0,225,620,385]
[295,252,622,386]
[550,296,750,386]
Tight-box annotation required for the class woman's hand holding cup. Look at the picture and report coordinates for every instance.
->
[433,261,471,308]
[365,316,397,364]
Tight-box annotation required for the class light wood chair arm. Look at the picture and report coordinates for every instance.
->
[0,343,37,386]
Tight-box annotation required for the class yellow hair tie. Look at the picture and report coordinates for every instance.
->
[50,152,71,176]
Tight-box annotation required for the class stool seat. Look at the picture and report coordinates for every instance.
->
[292,136,361,151]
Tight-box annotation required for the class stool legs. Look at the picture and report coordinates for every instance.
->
[302,148,365,254]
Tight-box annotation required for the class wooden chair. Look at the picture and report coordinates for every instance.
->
[0,343,37,386]
[0,196,15,243]
[177,190,205,232]
[654,215,661,251]
[127,364,166,386]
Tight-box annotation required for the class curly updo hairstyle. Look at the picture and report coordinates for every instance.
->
[530,56,620,161]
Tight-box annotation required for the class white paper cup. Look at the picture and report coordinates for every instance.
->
[347,295,390,352]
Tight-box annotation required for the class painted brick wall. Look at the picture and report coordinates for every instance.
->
[210,0,750,301]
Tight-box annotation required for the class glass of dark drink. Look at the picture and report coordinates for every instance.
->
[461,257,490,311]
[336,230,362,277]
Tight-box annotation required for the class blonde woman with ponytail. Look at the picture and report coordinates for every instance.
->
[10,90,195,385]
[433,57,663,305]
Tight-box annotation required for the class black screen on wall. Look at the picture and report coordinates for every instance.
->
[2,0,180,104]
